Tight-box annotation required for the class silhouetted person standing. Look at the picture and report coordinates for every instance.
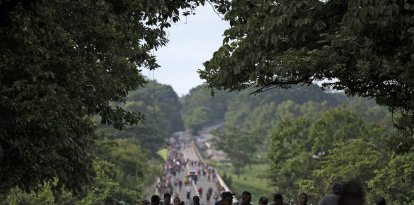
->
[194,175,198,185]
[198,187,203,198]
[173,196,182,205]
[222,192,234,205]
[193,196,201,205]
[272,193,286,205]
[207,191,212,205]
[179,180,183,191]
[186,186,192,202]
[337,181,364,205]
[319,182,342,205]
[375,197,386,205]
[259,196,268,205]
[235,191,253,205]
[161,193,172,205]
[298,193,308,205]
[208,187,214,197]
[151,195,161,205]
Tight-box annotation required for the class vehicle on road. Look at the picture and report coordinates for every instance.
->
[187,170,198,177]
[187,170,198,184]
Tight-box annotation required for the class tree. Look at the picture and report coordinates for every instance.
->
[213,127,258,178]
[368,153,414,205]
[182,84,346,134]
[223,100,252,129]
[184,106,211,133]
[2,136,156,205]
[5,183,56,205]
[268,107,389,201]
[242,102,280,143]
[268,117,314,201]
[182,85,235,130]
[310,139,386,203]
[0,0,229,195]
[79,160,141,205]
[96,81,185,154]
[308,107,368,156]
[200,0,414,140]
[126,81,184,134]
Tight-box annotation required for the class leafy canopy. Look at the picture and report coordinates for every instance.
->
[268,107,390,202]
[213,127,258,177]
[200,0,414,135]
[0,0,229,195]
[97,81,184,153]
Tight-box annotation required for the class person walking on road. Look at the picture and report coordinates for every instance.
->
[319,182,342,205]
[151,195,161,205]
[173,197,182,205]
[161,193,172,205]
[192,196,201,205]
[207,187,214,196]
[193,175,198,185]
[184,176,190,186]
[235,191,252,205]
[186,185,192,202]
[206,191,212,205]
[375,197,386,205]
[259,196,268,205]
[222,192,234,205]
[178,180,183,191]
[168,184,174,195]
[215,191,234,205]
[272,193,286,205]
[198,187,203,198]
[337,181,364,205]
[298,193,308,205]
[206,187,213,205]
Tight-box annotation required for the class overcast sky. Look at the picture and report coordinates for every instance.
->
[145,6,229,96]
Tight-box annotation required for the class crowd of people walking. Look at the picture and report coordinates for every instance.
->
[146,135,387,205]
[151,136,230,204]
[155,139,222,200]
[146,181,387,205]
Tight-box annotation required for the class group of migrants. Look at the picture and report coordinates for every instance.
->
[155,141,187,195]
[146,181,387,205]
[156,137,222,203]
[151,135,387,205]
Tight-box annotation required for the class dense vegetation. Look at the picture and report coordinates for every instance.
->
[183,84,345,132]
[182,85,235,133]
[0,0,229,196]
[200,0,414,148]
[3,138,161,205]
[183,84,412,204]
[1,81,181,204]
[267,107,393,204]
[2,0,414,204]
[97,80,184,153]
[194,1,414,202]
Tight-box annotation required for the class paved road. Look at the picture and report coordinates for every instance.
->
[173,144,219,205]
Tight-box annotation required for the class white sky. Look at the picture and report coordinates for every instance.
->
[145,6,229,96]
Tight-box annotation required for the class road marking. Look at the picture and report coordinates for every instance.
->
[183,147,200,197]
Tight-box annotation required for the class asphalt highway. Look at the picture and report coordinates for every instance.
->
[172,144,219,205]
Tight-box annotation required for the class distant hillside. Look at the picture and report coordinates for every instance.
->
[182,84,350,132]
[96,80,183,153]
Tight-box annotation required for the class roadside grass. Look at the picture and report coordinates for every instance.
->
[157,148,168,161]
[213,163,275,203]
[143,149,166,199]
